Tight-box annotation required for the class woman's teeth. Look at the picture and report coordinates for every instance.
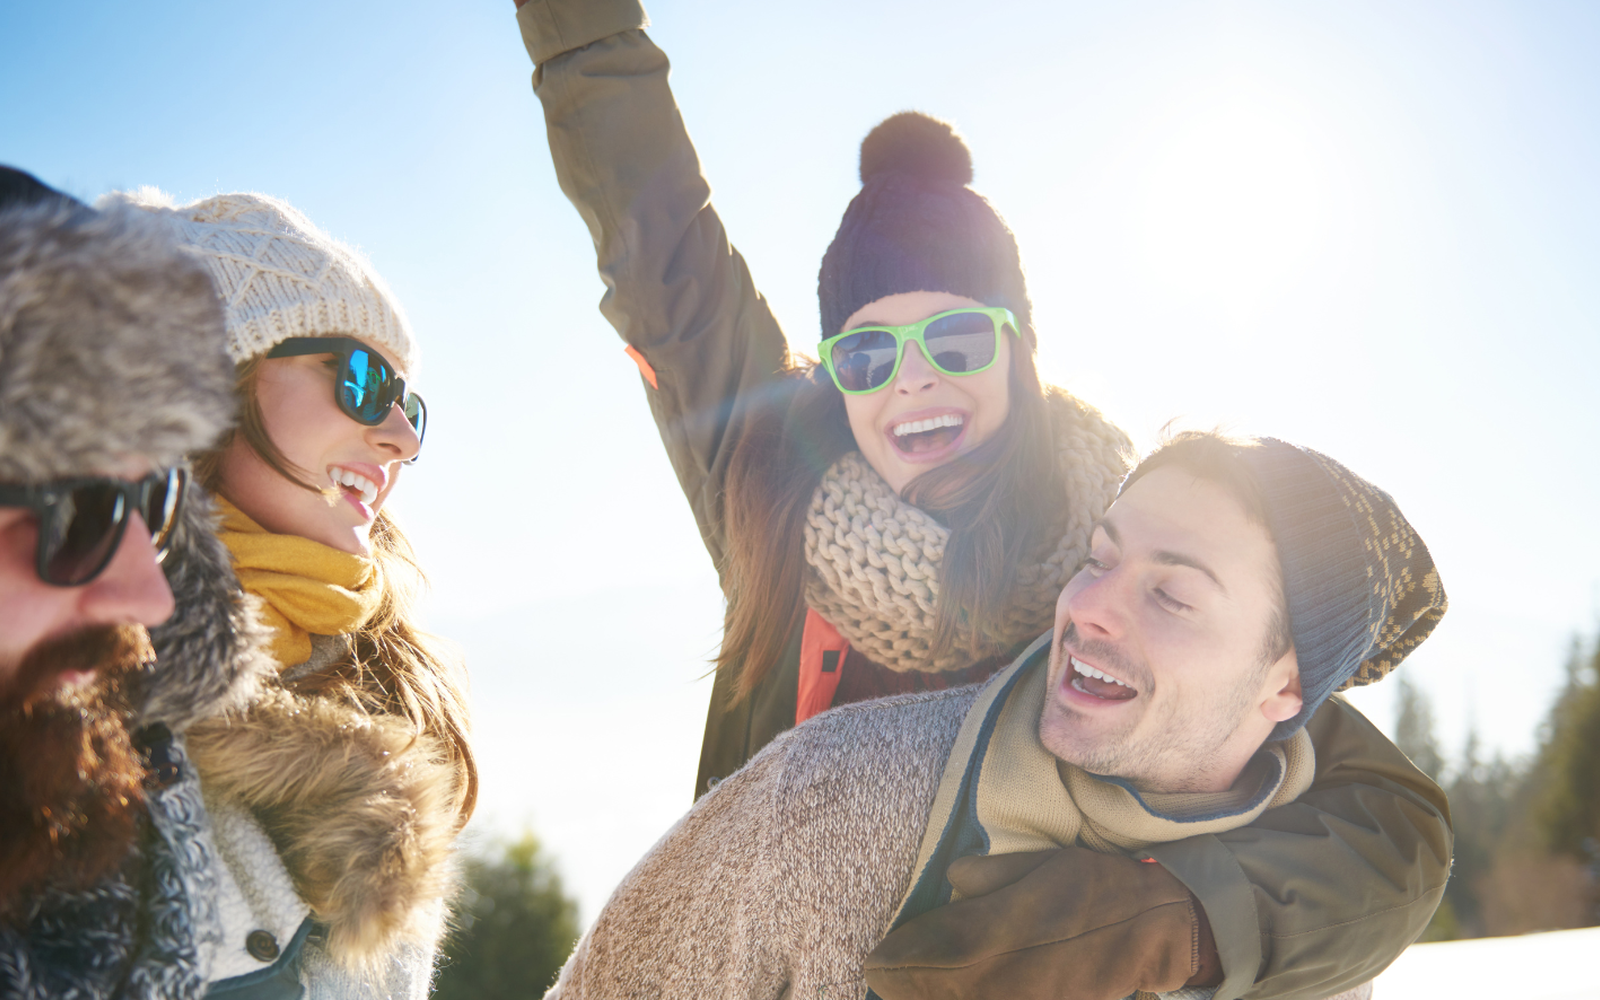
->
[892,413,965,438]
[329,468,378,505]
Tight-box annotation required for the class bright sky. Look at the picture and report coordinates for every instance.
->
[5,0,1598,922]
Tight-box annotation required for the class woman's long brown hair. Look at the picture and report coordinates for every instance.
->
[193,357,478,827]
[717,331,1066,703]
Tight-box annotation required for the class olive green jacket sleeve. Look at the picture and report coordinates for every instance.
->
[1147,696,1452,1000]
[518,0,790,575]
[517,8,1452,998]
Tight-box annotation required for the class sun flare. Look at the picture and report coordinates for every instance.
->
[1138,79,1339,318]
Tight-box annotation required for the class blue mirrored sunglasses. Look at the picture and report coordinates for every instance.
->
[265,337,427,462]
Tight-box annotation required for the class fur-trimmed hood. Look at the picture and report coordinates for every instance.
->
[149,500,459,969]
[185,679,461,969]
[0,194,235,482]
[140,486,279,730]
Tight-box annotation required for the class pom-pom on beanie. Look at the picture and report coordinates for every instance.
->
[818,112,1033,341]
[109,189,419,377]
[0,172,235,482]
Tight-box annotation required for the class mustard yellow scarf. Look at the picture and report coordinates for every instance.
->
[215,497,383,669]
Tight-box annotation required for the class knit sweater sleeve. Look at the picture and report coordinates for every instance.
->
[545,743,791,1000]
[518,0,790,571]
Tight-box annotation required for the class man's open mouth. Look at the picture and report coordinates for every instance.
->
[890,413,965,455]
[1068,655,1138,702]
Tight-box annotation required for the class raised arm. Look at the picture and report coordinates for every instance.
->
[519,0,790,568]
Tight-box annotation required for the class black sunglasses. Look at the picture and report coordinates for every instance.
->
[265,337,427,462]
[0,467,186,587]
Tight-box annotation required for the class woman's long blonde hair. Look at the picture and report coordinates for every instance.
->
[194,356,477,827]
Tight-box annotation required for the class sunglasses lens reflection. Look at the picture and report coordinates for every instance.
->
[831,328,901,392]
[141,470,183,556]
[342,349,393,424]
[923,312,998,374]
[46,485,125,586]
[404,395,426,440]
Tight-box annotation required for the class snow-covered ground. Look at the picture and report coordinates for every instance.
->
[1373,926,1600,998]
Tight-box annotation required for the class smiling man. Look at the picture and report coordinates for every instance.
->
[538,431,1448,1000]
[0,167,270,1000]
[1040,447,1308,795]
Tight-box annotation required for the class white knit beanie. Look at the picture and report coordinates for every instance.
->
[107,189,419,376]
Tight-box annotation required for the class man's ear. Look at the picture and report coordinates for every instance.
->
[1259,648,1303,724]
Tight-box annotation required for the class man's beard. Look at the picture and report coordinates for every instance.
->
[0,625,152,919]
[1044,623,1269,792]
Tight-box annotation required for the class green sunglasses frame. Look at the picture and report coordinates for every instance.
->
[817,306,1021,395]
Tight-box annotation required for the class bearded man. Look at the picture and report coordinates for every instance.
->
[0,167,271,1000]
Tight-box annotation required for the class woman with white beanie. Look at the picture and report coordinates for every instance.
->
[118,190,472,1000]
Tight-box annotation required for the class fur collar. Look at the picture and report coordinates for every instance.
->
[184,683,459,968]
[156,487,458,967]
[141,488,278,732]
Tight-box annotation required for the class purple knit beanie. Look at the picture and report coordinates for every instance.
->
[817,113,1033,342]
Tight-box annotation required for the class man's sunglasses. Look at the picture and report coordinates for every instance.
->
[265,337,427,461]
[818,307,1021,395]
[0,467,186,587]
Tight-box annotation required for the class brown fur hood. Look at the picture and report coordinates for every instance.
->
[184,681,460,967]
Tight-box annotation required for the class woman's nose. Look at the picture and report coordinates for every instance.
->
[894,341,942,393]
[369,401,422,462]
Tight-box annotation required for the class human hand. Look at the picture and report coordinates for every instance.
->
[864,846,1220,1000]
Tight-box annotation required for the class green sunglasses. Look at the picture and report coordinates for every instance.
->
[818,306,1020,394]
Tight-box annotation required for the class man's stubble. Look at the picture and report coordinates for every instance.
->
[1043,624,1271,793]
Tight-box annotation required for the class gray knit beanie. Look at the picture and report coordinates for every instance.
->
[1240,440,1447,737]
[817,113,1033,342]
[0,177,236,482]
[1120,435,1447,739]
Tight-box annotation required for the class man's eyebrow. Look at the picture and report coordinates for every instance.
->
[1091,518,1120,546]
[1152,550,1225,592]
[1094,517,1224,591]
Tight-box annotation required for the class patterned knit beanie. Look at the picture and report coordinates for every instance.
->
[818,112,1033,341]
[1121,436,1448,738]
[0,172,235,481]
[108,190,418,376]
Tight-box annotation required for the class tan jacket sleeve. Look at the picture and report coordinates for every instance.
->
[1146,697,1452,1000]
[519,0,791,571]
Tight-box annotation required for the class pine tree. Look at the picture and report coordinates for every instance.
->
[1393,669,1444,782]
[1536,636,1600,861]
[433,832,581,1000]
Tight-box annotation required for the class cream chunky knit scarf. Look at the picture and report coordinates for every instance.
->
[802,390,1131,673]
